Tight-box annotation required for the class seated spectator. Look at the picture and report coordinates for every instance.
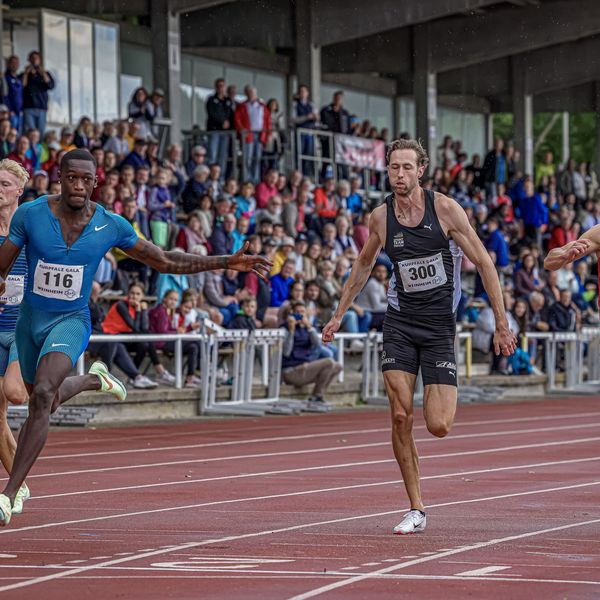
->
[281,300,342,403]
[74,116,93,149]
[256,217,274,242]
[204,269,240,326]
[177,289,208,331]
[291,233,309,274]
[333,214,358,257]
[485,218,509,270]
[25,128,42,170]
[149,168,176,248]
[514,253,542,298]
[8,135,32,175]
[229,295,258,331]
[231,214,249,253]
[301,240,321,281]
[272,222,285,243]
[221,177,238,202]
[548,288,578,332]
[103,119,130,160]
[548,210,577,251]
[313,176,338,225]
[542,270,561,306]
[209,212,236,255]
[206,163,223,200]
[321,223,339,259]
[255,168,278,209]
[176,213,207,253]
[192,193,214,238]
[149,289,202,388]
[472,291,519,374]
[256,195,283,226]
[121,138,150,170]
[27,170,48,197]
[185,145,207,179]
[113,197,150,292]
[347,175,364,218]
[353,211,370,251]
[278,280,305,324]
[185,245,224,326]
[87,282,158,389]
[234,181,257,223]
[355,263,389,331]
[556,262,579,295]
[98,185,117,212]
[270,259,295,307]
[271,236,295,276]
[58,126,76,152]
[133,165,151,238]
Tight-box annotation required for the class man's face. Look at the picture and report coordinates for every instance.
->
[136,168,149,185]
[33,174,48,191]
[560,290,572,307]
[260,222,273,236]
[267,170,278,186]
[388,149,424,197]
[244,300,257,318]
[224,216,236,232]
[121,168,134,185]
[237,217,249,233]
[216,80,225,94]
[373,264,388,283]
[295,240,308,255]
[193,149,206,164]
[60,159,97,210]
[93,150,104,166]
[7,56,19,72]
[17,137,29,154]
[122,199,137,219]
[135,143,147,157]
[29,53,41,67]
[117,122,128,137]
[282,262,295,278]
[324,179,335,193]
[210,165,221,180]
[0,170,22,209]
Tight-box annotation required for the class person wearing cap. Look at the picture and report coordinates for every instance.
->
[128,87,153,140]
[59,127,76,152]
[4,56,22,133]
[120,138,150,171]
[257,216,274,242]
[271,235,295,276]
[28,170,48,196]
[103,120,130,161]
[21,51,54,136]
[292,234,309,273]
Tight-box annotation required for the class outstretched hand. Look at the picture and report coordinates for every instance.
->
[322,316,341,343]
[226,242,272,281]
[563,239,591,264]
[493,325,517,357]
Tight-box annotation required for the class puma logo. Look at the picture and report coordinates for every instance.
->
[423,223,433,231]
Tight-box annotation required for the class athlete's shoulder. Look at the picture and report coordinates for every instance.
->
[433,191,464,220]
[369,201,387,228]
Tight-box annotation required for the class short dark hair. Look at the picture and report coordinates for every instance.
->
[60,148,97,171]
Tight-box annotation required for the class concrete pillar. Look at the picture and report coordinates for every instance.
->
[150,0,181,145]
[485,113,494,152]
[511,57,533,175]
[413,24,437,172]
[595,82,600,179]
[294,0,321,110]
[561,111,570,167]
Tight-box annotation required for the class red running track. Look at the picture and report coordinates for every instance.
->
[0,397,599,599]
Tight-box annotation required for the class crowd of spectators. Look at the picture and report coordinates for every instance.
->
[3,53,598,387]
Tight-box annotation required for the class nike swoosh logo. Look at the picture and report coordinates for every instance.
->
[51,343,69,348]
[99,373,114,391]
[94,224,109,232]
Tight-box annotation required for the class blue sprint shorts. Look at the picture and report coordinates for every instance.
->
[0,331,18,377]
[15,301,91,384]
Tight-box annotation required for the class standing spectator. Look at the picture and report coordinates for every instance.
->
[206,78,234,176]
[148,88,165,138]
[535,151,555,186]
[291,84,318,176]
[281,300,342,403]
[263,98,285,171]
[128,87,152,140]
[485,218,509,269]
[185,145,207,179]
[227,84,238,109]
[4,56,22,132]
[519,179,548,247]
[514,253,543,298]
[482,138,505,198]
[148,169,176,248]
[320,91,350,178]
[234,86,271,183]
[21,51,54,135]
[103,120,130,161]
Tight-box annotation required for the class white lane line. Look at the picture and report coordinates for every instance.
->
[40,411,600,460]
[287,516,600,600]
[0,454,598,540]
[0,480,599,593]
[14,423,600,481]
[455,565,511,576]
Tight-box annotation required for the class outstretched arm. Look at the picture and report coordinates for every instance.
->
[322,207,385,342]
[544,226,599,270]
[439,197,516,356]
[124,239,272,279]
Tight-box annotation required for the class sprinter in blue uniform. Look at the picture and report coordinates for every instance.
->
[0,149,272,525]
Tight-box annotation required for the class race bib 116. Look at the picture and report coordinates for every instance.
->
[33,260,84,301]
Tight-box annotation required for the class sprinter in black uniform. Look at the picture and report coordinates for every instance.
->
[323,138,516,535]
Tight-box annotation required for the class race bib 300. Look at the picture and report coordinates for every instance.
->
[398,252,447,293]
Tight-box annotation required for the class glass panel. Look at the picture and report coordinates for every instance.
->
[11,23,39,66]
[120,43,153,90]
[120,73,142,119]
[366,94,393,131]
[42,12,69,124]
[180,56,193,131]
[94,23,119,122]
[193,86,212,129]
[398,97,415,137]
[254,72,286,126]
[194,57,224,90]
[223,66,253,93]
[69,19,94,122]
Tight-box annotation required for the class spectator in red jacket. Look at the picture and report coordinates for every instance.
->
[548,210,578,251]
[234,86,271,184]
[255,168,279,209]
[8,136,33,176]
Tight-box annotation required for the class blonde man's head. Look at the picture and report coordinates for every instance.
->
[0,159,30,188]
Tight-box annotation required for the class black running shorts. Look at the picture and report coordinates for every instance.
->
[381,306,457,387]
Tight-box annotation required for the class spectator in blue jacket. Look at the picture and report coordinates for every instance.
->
[270,259,295,307]
[209,213,236,255]
[518,179,548,247]
[485,218,509,268]
[21,51,54,135]
[4,56,22,132]
[121,138,150,170]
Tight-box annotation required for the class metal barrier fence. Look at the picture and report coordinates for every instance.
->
[77,327,600,415]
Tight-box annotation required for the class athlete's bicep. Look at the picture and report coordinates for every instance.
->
[0,239,22,279]
[123,238,168,271]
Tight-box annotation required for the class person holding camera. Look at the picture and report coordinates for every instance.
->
[21,52,54,136]
[281,300,341,403]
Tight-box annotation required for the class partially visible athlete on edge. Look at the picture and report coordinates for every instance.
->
[322,138,516,534]
[0,148,272,526]
[0,160,31,517]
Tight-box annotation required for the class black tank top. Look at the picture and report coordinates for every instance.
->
[384,189,462,326]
